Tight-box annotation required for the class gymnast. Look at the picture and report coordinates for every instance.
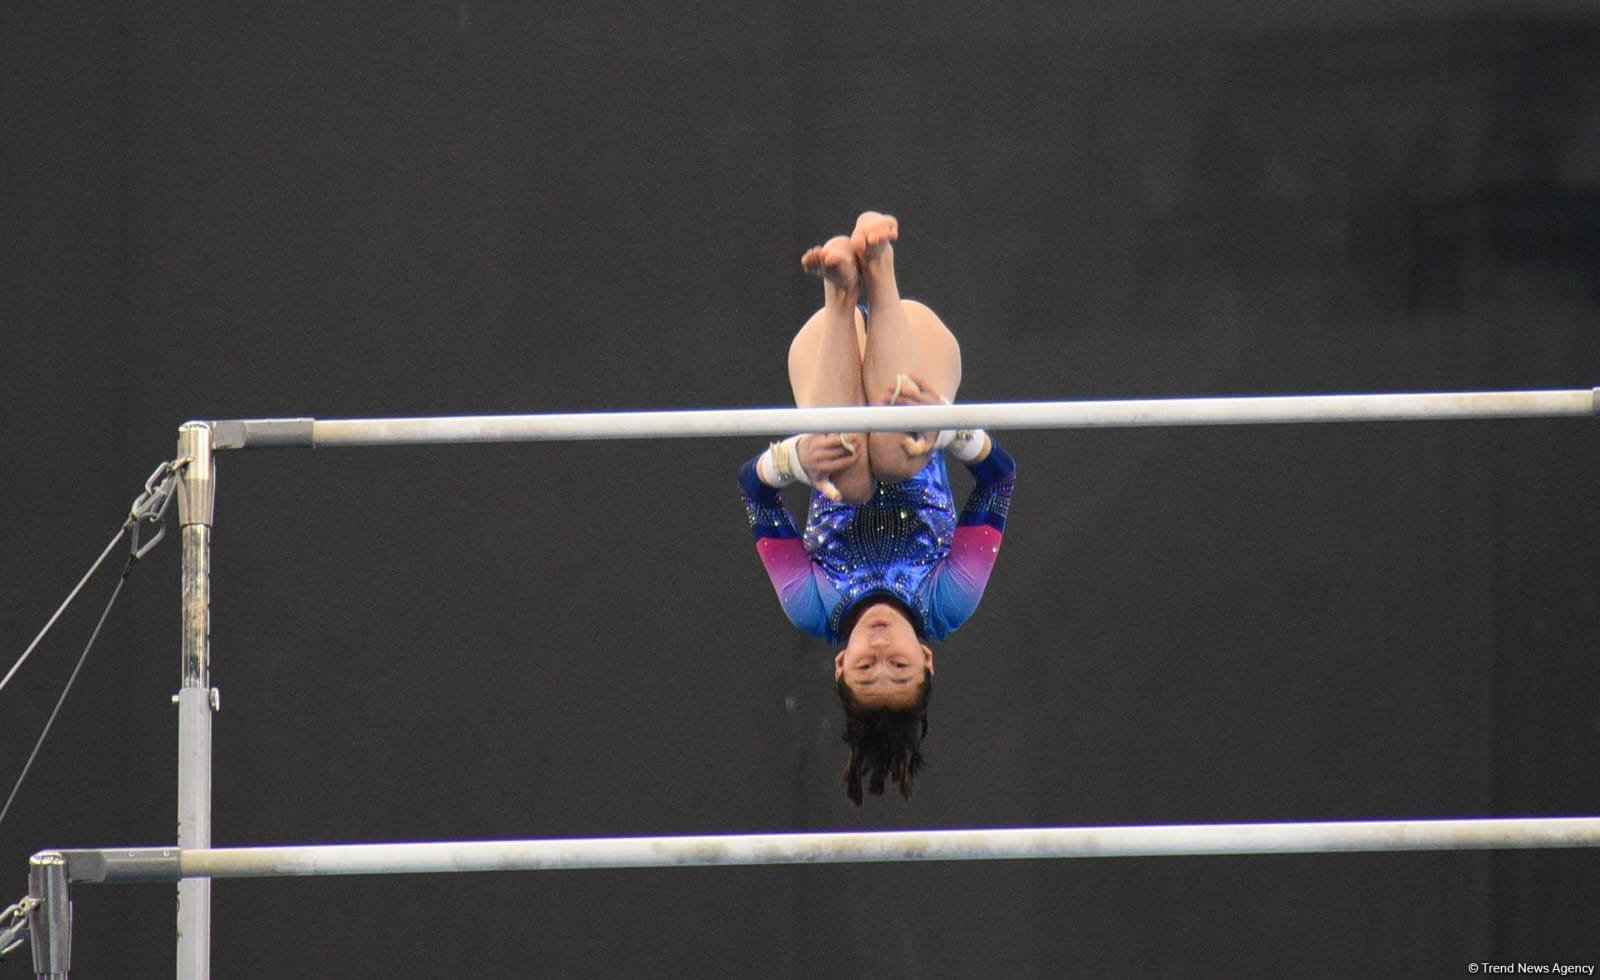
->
[738,212,1017,804]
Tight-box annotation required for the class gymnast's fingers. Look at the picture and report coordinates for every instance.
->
[806,437,853,464]
[896,372,948,405]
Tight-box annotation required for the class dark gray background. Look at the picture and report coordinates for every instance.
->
[4,3,1599,977]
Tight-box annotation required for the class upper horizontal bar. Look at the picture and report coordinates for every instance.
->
[54,816,1600,882]
[207,388,1599,450]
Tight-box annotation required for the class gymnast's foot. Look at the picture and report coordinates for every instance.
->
[850,211,898,264]
[801,235,862,303]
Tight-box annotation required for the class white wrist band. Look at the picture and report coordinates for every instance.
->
[946,428,988,463]
[758,435,810,487]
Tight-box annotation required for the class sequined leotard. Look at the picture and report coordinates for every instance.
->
[738,442,1016,642]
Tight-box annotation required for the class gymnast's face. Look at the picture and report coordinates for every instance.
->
[835,602,934,710]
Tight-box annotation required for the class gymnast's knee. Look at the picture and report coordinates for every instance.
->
[866,432,927,484]
[831,443,877,505]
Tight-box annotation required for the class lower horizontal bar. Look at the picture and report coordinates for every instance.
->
[208,388,1599,449]
[60,817,1600,882]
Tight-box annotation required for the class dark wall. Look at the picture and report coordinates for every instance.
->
[4,4,1599,977]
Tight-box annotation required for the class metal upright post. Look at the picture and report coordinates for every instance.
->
[174,423,216,980]
[26,852,70,979]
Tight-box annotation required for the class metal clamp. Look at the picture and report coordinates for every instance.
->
[128,457,188,560]
[169,686,221,713]
[0,896,37,959]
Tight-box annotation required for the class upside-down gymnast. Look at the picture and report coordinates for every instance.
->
[738,212,1017,804]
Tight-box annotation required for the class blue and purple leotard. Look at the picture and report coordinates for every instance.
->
[738,442,1016,642]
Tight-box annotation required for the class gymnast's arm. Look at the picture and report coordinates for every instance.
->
[925,439,1018,637]
[738,453,830,636]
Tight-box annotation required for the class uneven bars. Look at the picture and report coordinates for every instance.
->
[209,388,1599,450]
[53,817,1600,883]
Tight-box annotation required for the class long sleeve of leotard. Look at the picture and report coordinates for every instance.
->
[738,456,831,637]
[925,440,1017,638]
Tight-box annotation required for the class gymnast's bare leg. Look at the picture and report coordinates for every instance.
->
[789,234,875,503]
[851,211,963,483]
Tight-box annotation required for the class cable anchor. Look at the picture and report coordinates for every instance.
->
[0,896,37,959]
[128,456,188,560]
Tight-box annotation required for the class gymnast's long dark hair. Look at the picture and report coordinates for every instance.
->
[836,671,932,805]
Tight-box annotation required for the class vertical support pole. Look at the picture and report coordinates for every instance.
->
[175,423,215,980]
[26,852,70,979]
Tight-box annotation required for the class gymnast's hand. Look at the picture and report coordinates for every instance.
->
[798,433,859,503]
[888,373,947,457]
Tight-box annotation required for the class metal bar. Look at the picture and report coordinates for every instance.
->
[173,424,216,980]
[58,848,182,885]
[208,388,1599,450]
[158,817,1600,879]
